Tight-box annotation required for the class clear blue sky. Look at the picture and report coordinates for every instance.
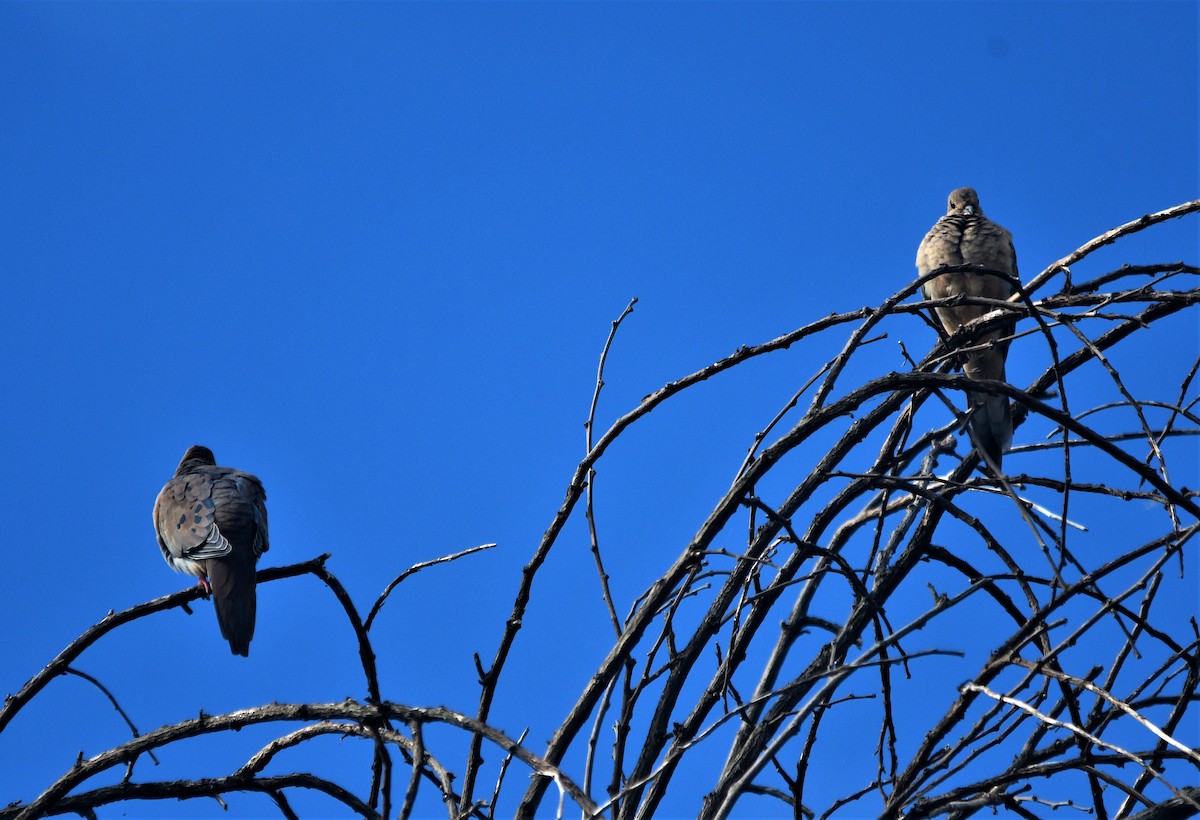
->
[1,2,1196,817]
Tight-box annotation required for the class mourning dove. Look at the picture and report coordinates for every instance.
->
[153,446,269,656]
[916,187,1017,468]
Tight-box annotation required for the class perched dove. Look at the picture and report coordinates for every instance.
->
[154,446,269,656]
[916,187,1017,468]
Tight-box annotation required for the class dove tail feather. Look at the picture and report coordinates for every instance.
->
[206,555,257,657]
[967,390,1012,469]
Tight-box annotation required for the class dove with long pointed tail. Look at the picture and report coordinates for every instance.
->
[154,445,268,656]
[917,187,1017,468]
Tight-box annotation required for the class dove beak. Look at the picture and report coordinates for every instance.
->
[964,205,976,215]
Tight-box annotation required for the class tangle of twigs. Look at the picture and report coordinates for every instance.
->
[3,201,1198,819]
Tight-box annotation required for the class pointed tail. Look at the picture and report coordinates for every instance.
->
[967,390,1012,469]
[207,554,257,657]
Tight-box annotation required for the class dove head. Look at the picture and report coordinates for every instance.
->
[177,445,217,472]
[947,187,981,216]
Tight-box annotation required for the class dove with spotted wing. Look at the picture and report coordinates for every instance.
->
[154,445,269,656]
